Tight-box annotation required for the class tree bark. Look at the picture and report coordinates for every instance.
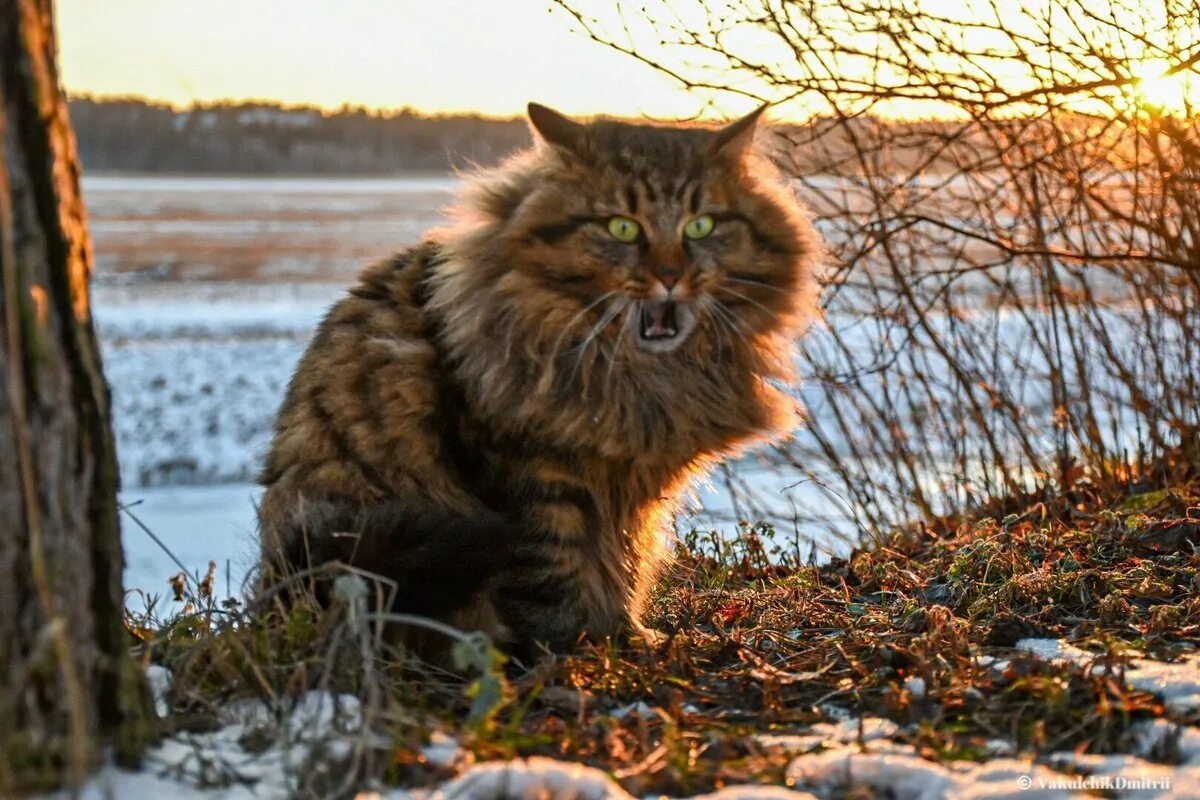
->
[0,0,148,791]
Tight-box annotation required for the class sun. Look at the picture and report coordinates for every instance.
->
[1133,58,1196,114]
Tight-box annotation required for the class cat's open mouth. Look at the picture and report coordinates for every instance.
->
[636,299,695,353]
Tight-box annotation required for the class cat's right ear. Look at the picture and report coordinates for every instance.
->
[528,102,587,159]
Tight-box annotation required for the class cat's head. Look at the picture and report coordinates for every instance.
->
[442,102,818,362]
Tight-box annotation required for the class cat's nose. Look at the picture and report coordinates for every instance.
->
[657,266,684,291]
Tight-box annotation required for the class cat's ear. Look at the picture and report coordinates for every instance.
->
[528,102,587,158]
[707,103,768,161]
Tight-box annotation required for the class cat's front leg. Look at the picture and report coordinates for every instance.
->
[492,547,590,660]
[491,476,611,658]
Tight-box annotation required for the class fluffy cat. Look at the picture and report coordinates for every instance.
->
[258,102,819,658]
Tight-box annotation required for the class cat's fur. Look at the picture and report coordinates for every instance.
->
[258,103,819,657]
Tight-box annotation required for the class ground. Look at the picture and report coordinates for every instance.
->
[68,174,1200,797]
[69,449,1200,799]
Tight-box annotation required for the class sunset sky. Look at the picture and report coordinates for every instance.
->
[57,0,731,119]
[57,0,1197,120]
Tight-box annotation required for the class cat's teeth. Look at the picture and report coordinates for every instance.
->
[640,301,679,339]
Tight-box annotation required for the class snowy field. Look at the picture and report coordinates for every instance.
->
[95,276,814,599]
[88,174,1187,605]
[90,175,834,601]
[84,174,455,600]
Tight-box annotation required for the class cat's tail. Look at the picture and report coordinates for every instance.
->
[260,499,518,618]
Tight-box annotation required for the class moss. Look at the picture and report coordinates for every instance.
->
[1119,489,1172,512]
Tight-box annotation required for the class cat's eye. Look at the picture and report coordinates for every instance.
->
[607,216,641,243]
[684,214,715,240]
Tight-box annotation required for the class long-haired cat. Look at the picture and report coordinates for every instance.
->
[258,102,819,658]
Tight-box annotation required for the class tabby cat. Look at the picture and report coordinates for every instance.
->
[258,102,819,658]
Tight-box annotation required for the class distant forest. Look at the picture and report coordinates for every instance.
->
[68,96,1003,177]
[68,96,532,174]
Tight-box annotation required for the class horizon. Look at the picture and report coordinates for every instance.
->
[58,1,1199,123]
[57,0,750,121]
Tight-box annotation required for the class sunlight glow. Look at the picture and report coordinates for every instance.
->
[1133,58,1196,113]
[56,0,1200,122]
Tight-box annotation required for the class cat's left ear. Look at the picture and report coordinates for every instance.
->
[528,102,587,159]
[707,103,768,161]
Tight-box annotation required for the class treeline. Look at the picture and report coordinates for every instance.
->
[68,96,532,174]
[67,95,1009,177]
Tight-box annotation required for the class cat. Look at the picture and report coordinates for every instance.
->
[257,102,819,659]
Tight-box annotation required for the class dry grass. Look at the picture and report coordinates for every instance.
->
[127,450,1199,796]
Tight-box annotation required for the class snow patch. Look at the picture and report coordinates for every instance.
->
[439,757,631,800]
[53,691,365,800]
[1014,638,1094,664]
[1126,657,1200,714]
[1017,639,1200,713]
[146,664,173,718]
[756,717,900,754]
[786,748,1079,799]
[688,787,819,800]
[421,731,463,769]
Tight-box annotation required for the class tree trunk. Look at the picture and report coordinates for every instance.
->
[0,0,148,791]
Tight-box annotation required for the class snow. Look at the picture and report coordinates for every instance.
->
[120,483,261,603]
[68,175,1200,797]
[146,664,173,718]
[439,758,632,800]
[48,691,367,800]
[1125,658,1200,714]
[45,639,1200,800]
[93,281,333,340]
[755,717,900,753]
[1017,639,1200,713]
[83,174,462,195]
[690,789,819,800]
[56,717,1200,799]
[421,732,462,770]
[784,745,1195,799]
[1013,638,1095,664]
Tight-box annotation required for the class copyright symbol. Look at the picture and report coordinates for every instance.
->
[1017,776,1032,791]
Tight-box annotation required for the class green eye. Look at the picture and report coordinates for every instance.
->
[684,214,715,240]
[607,216,641,243]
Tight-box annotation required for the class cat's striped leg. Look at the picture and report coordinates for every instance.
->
[493,472,610,657]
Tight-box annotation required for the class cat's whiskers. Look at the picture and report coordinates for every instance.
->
[708,298,754,352]
[726,276,789,295]
[570,298,627,386]
[547,290,617,366]
[717,286,779,321]
[698,296,728,362]
[603,304,634,392]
